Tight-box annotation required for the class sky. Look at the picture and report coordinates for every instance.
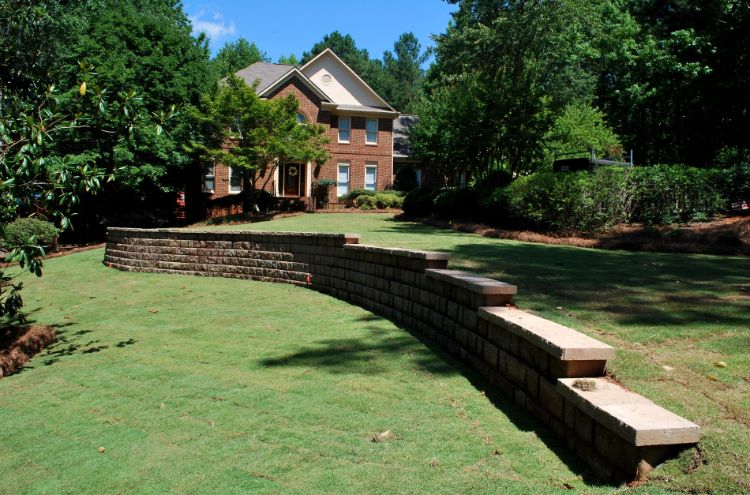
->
[184,0,457,63]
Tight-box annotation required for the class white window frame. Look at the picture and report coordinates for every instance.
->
[337,162,350,198]
[365,162,377,191]
[365,118,378,145]
[229,166,243,194]
[338,116,351,144]
[203,163,215,193]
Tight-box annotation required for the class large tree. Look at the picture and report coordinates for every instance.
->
[381,33,428,113]
[598,0,750,166]
[212,38,268,77]
[413,0,632,180]
[49,0,213,232]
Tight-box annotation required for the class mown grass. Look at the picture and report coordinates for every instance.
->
[2,249,629,495]
[205,213,750,494]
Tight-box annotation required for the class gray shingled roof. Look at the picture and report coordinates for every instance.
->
[235,63,294,94]
[393,114,418,158]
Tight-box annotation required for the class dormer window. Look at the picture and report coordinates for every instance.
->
[338,116,351,143]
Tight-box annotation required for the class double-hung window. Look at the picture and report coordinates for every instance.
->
[229,166,243,194]
[337,162,350,197]
[203,164,215,193]
[365,163,377,191]
[338,116,351,143]
[365,118,378,145]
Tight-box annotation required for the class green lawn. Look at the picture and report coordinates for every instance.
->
[208,213,750,493]
[0,214,747,494]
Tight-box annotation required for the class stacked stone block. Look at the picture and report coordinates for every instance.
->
[104,227,699,481]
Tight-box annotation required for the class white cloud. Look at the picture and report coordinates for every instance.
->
[190,10,236,39]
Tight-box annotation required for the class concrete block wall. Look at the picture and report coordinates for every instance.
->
[104,227,699,482]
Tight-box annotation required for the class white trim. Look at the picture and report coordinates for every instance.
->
[366,118,378,145]
[300,48,396,111]
[338,116,351,144]
[258,68,333,102]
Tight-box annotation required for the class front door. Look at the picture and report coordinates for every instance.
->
[282,163,304,197]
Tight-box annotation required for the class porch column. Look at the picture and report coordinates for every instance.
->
[305,161,312,197]
[273,164,280,197]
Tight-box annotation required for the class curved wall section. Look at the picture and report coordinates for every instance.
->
[105,227,699,482]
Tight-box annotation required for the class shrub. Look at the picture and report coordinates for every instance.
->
[341,188,376,207]
[354,195,376,210]
[402,187,437,217]
[627,165,725,224]
[433,187,480,219]
[374,193,402,209]
[4,218,60,249]
[394,166,419,192]
[484,168,631,232]
[481,165,728,232]
[249,189,275,212]
[353,192,403,210]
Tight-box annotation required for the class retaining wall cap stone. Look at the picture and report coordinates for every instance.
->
[478,307,615,361]
[426,269,517,294]
[557,378,700,446]
[107,227,356,239]
[345,244,450,260]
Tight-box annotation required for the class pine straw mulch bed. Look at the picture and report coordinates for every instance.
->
[0,325,56,378]
[408,214,750,256]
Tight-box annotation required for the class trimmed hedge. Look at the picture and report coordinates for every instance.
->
[405,164,746,232]
[482,165,733,232]
[355,192,403,210]
[4,218,60,249]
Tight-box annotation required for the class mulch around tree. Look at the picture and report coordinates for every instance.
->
[0,325,56,378]
[410,215,750,256]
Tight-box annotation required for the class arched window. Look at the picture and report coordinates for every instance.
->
[296,112,307,124]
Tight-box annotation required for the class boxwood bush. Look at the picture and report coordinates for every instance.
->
[4,218,60,249]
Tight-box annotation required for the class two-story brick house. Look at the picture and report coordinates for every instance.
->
[204,49,399,208]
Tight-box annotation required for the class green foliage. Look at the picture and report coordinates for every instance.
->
[490,168,632,232]
[188,75,330,186]
[433,188,479,219]
[277,54,300,65]
[481,165,730,232]
[340,188,375,207]
[212,38,268,77]
[393,166,419,192]
[381,33,427,113]
[402,186,437,217]
[3,218,60,249]
[351,192,403,210]
[627,165,726,224]
[543,103,622,165]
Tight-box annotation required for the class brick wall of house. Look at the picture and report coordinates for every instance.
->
[210,76,395,204]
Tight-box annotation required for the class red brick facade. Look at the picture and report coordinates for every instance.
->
[209,77,394,205]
